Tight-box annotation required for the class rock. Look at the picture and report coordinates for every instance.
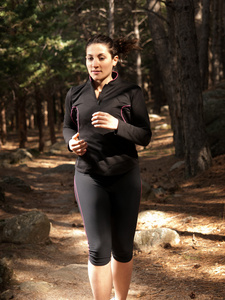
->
[0,259,13,293]
[203,83,225,157]
[170,160,185,171]
[2,211,50,244]
[10,148,33,164]
[141,180,152,201]
[152,186,166,198]
[20,281,53,293]
[134,228,180,252]
[49,141,67,154]
[46,163,75,174]
[2,176,32,192]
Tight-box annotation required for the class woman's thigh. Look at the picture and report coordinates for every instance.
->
[74,171,112,266]
[110,166,141,262]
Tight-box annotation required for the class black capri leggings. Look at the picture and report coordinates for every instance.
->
[74,166,141,266]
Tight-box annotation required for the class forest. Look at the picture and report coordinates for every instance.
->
[1,1,225,299]
[1,0,225,176]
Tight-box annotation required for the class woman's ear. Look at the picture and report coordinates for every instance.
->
[113,55,119,66]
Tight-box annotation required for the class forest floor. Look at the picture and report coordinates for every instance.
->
[0,111,225,300]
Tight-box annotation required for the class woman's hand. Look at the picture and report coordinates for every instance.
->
[69,132,87,156]
[91,112,119,130]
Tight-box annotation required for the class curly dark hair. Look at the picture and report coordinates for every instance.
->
[86,34,140,58]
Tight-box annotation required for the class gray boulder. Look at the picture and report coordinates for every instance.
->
[10,148,33,164]
[134,228,180,252]
[203,82,225,157]
[1,211,50,244]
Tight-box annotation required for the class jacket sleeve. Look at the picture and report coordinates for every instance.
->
[116,86,152,146]
[63,88,78,145]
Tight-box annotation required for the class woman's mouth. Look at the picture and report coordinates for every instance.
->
[92,71,101,74]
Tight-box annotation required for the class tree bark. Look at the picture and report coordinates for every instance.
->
[211,0,222,85]
[132,0,142,87]
[172,0,212,177]
[218,0,224,80]
[0,101,7,145]
[166,4,185,158]
[151,55,166,114]
[35,85,45,152]
[18,94,27,148]
[148,0,185,157]
[108,0,115,38]
[222,1,225,77]
[60,89,65,123]
[199,0,211,90]
[47,91,56,145]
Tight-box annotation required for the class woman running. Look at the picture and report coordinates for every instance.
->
[63,34,152,300]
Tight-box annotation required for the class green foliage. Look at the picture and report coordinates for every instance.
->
[0,0,154,131]
[1,0,86,92]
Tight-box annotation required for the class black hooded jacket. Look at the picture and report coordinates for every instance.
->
[63,72,151,176]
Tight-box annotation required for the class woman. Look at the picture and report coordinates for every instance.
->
[63,34,151,300]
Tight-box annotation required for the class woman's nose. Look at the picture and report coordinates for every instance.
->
[92,58,99,67]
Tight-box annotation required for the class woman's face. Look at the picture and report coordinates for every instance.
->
[86,43,118,86]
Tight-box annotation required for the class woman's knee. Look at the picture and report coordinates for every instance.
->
[89,244,112,266]
[112,246,133,264]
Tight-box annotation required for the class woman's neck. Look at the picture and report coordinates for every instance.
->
[93,76,112,92]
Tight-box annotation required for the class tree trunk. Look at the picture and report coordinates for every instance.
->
[166,4,185,158]
[47,92,56,145]
[132,0,142,87]
[148,0,185,157]
[108,0,115,38]
[18,94,27,148]
[151,55,166,114]
[211,0,222,85]
[222,1,225,77]
[60,89,65,123]
[0,101,7,145]
[199,0,211,90]
[218,0,224,80]
[172,0,212,177]
[221,3,225,79]
[35,85,45,152]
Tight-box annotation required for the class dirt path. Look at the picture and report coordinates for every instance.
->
[1,120,225,299]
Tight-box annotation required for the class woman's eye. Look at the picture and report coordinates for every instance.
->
[87,57,93,61]
[99,57,105,60]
